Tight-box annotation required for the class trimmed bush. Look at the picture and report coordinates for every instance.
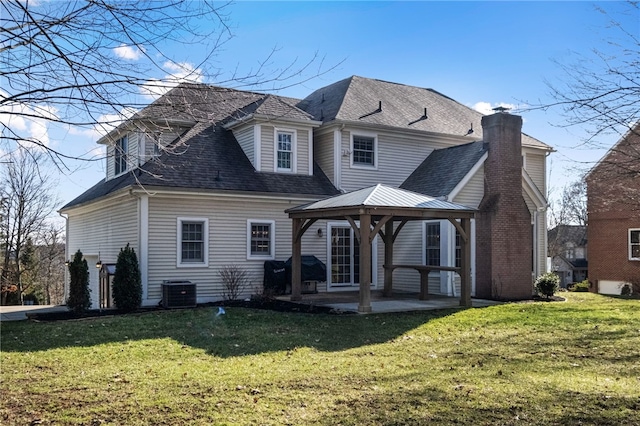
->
[569,280,590,292]
[535,272,560,299]
[66,250,91,314]
[112,244,142,312]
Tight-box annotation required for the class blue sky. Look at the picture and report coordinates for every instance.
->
[54,1,638,214]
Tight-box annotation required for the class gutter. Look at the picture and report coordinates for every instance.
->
[223,113,323,130]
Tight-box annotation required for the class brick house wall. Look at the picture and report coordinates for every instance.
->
[476,113,533,300]
[586,124,640,292]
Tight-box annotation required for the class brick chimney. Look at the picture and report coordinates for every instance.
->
[476,112,533,300]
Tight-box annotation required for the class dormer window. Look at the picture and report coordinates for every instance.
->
[115,135,128,175]
[275,129,296,173]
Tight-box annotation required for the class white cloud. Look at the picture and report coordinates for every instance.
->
[472,101,520,116]
[113,44,144,60]
[0,89,58,149]
[140,61,204,100]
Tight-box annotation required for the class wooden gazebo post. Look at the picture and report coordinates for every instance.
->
[383,220,394,297]
[358,212,372,313]
[291,217,303,301]
[460,218,472,307]
[286,184,477,312]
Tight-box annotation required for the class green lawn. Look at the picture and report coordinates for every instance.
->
[1,292,639,425]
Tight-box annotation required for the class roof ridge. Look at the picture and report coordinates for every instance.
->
[362,183,383,205]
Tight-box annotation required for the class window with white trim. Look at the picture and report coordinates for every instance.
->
[247,220,275,260]
[425,222,441,266]
[276,130,294,172]
[145,132,161,158]
[177,218,208,267]
[114,135,128,175]
[351,134,377,168]
[454,230,461,268]
[630,229,640,260]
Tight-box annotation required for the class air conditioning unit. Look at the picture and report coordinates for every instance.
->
[162,280,197,308]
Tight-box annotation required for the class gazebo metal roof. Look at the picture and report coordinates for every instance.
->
[286,184,475,219]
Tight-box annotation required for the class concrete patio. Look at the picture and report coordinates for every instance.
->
[277,290,501,313]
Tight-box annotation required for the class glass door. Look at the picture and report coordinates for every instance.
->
[328,224,376,289]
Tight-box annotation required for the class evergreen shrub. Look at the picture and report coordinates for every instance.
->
[535,272,560,299]
[66,250,91,314]
[112,244,142,312]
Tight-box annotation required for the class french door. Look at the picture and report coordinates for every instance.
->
[327,223,376,290]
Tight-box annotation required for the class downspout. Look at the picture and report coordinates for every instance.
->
[59,211,68,305]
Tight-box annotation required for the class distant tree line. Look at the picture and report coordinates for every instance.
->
[1,148,64,305]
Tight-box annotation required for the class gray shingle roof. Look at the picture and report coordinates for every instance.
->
[400,141,487,198]
[62,84,338,210]
[548,225,588,247]
[298,76,550,149]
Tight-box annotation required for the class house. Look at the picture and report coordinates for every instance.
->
[548,225,588,287]
[59,76,552,308]
[586,123,640,295]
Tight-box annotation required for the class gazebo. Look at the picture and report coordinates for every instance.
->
[286,184,477,313]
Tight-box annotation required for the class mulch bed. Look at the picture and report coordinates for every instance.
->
[27,298,351,322]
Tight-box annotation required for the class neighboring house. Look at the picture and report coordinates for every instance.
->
[59,76,552,308]
[586,123,640,295]
[548,225,588,287]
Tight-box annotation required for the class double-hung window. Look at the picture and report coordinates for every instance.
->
[276,131,293,172]
[630,229,640,260]
[114,135,128,175]
[177,217,208,267]
[454,230,461,268]
[247,220,275,260]
[351,134,377,168]
[425,222,441,266]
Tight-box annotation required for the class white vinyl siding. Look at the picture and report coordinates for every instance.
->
[137,127,189,165]
[391,222,430,293]
[107,132,139,180]
[140,132,161,160]
[314,131,335,186]
[146,195,326,302]
[260,125,274,171]
[66,196,140,309]
[66,197,140,263]
[524,152,545,193]
[234,126,255,168]
[340,129,450,192]
[451,165,484,208]
[259,124,312,175]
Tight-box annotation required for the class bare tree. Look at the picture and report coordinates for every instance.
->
[540,2,639,173]
[549,179,588,229]
[1,1,335,168]
[38,225,66,305]
[548,178,588,260]
[0,148,58,304]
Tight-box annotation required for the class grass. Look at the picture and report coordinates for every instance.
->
[1,292,639,425]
